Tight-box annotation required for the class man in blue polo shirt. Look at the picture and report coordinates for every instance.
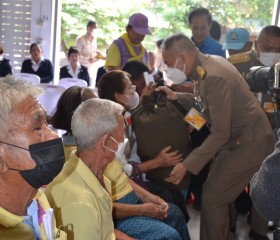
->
[188,7,226,58]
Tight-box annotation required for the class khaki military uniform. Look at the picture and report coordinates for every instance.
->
[228,50,262,78]
[177,53,275,240]
[229,50,277,129]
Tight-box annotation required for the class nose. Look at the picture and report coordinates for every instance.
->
[42,124,59,142]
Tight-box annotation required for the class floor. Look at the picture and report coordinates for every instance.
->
[187,204,273,240]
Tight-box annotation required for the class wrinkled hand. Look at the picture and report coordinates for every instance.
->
[155,86,177,100]
[156,146,183,167]
[170,82,194,93]
[141,202,168,219]
[164,162,187,185]
[145,193,167,206]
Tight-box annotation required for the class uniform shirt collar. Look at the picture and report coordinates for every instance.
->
[190,52,207,81]
[31,57,44,66]
[0,207,24,227]
[66,63,82,78]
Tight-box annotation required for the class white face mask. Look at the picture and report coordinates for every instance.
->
[103,136,125,159]
[92,29,98,37]
[124,92,139,110]
[166,57,187,84]
[115,138,128,164]
[111,137,133,176]
[259,52,280,67]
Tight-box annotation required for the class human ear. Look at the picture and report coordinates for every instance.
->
[179,52,188,66]
[254,40,258,51]
[0,145,9,173]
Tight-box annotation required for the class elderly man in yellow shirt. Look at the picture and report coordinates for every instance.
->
[48,85,189,239]
[46,99,134,240]
[0,75,66,240]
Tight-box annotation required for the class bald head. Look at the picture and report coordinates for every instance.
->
[162,33,198,82]
[257,25,280,41]
[162,33,197,57]
[255,25,280,66]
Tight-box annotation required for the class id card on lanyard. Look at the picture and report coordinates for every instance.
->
[184,107,206,130]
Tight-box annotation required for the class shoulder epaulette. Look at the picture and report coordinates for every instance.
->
[196,65,206,79]
[228,52,250,64]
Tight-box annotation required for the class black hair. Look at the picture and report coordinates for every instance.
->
[126,25,133,32]
[260,25,280,38]
[188,7,212,25]
[30,43,41,52]
[210,20,221,41]
[98,70,130,102]
[51,86,95,132]
[156,38,165,49]
[123,60,149,83]
[68,46,80,58]
[87,20,96,28]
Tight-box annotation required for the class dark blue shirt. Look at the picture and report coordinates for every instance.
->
[21,58,53,83]
[60,65,90,86]
[0,58,12,77]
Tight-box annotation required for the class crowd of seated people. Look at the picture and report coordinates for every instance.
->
[48,85,190,239]
[2,6,280,240]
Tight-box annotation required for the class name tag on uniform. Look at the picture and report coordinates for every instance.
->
[184,107,206,130]
[263,102,276,113]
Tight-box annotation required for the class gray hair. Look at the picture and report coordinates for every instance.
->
[163,33,196,56]
[0,75,43,123]
[71,98,124,151]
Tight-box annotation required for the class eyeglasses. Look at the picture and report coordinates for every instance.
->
[125,85,136,93]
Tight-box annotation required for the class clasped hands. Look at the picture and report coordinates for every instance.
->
[141,194,169,220]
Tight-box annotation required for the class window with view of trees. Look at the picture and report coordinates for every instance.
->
[61,0,274,55]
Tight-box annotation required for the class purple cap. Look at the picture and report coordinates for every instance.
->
[128,13,152,35]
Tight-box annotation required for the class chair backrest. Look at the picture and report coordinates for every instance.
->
[59,78,88,89]
[14,72,41,85]
[38,84,66,116]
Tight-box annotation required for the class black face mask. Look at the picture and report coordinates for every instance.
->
[0,138,65,189]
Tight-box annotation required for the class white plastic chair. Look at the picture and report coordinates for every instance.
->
[58,78,88,89]
[38,84,66,116]
[14,72,41,85]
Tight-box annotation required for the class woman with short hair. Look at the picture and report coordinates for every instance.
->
[21,43,53,83]
[59,47,90,86]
